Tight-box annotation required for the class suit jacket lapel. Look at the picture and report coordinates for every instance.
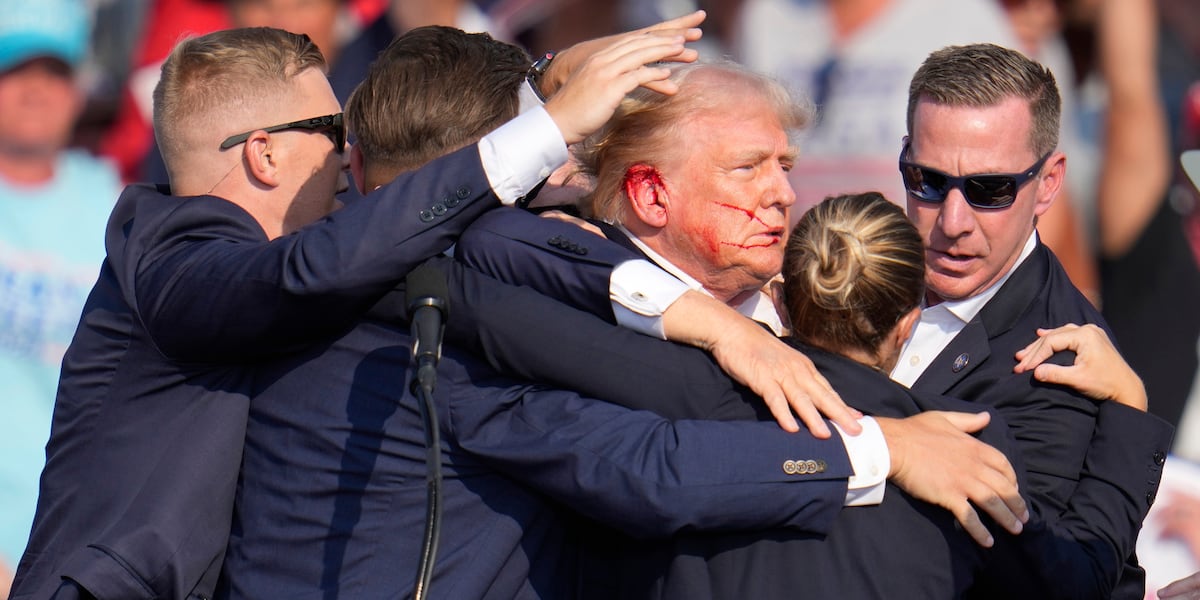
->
[911,243,1051,395]
[913,319,992,394]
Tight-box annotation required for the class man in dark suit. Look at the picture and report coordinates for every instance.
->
[10,24,700,600]
[453,50,1173,597]
[892,43,1170,598]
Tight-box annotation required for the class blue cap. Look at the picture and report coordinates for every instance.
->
[0,0,90,73]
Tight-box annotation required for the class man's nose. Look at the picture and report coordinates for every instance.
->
[764,164,796,208]
[937,188,977,237]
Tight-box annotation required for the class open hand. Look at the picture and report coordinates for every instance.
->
[540,11,705,98]
[878,411,1028,547]
[543,17,702,144]
[661,290,860,437]
[1014,323,1147,410]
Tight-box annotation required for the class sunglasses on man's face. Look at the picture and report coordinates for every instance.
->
[219,113,345,154]
[898,142,1049,209]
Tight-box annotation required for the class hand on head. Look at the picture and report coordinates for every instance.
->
[539,10,706,99]
[542,12,705,145]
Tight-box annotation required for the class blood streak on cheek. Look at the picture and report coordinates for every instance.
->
[714,202,769,227]
[710,201,774,249]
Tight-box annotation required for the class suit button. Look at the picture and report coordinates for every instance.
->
[782,460,797,475]
[419,210,435,222]
[574,247,589,256]
[805,460,819,474]
[456,186,471,199]
[815,460,827,473]
[431,202,448,216]
[1147,491,1156,505]
[1153,451,1166,466]
[444,194,460,208]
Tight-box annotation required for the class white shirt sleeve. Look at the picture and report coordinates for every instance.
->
[832,416,890,506]
[609,259,690,339]
[477,106,568,206]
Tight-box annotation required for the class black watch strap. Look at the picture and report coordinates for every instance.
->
[527,51,556,102]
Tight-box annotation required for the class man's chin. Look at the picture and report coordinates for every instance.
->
[925,271,981,303]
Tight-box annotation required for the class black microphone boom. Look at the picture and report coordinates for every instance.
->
[404,262,449,600]
[407,263,449,391]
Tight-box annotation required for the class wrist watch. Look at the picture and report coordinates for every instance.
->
[527,51,556,102]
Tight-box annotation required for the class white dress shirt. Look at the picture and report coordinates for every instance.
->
[891,233,1038,387]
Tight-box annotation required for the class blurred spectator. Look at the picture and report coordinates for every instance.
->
[1159,491,1200,562]
[227,0,347,64]
[1070,0,1200,430]
[0,0,123,591]
[1158,0,1200,160]
[732,0,1098,298]
[999,0,1100,302]
[96,0,230,183]
[329,0,493,103]
[732,0,1018,211]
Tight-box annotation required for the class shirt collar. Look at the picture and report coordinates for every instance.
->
[618,224,786,335]
[934,231,1039,325]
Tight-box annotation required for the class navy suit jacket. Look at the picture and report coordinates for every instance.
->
[454,207,1175,598]
[907,242,1174,599]
[217,317,855,598]
[12,145,502,600]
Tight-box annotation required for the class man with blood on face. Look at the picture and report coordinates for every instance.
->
[583,62,802,326]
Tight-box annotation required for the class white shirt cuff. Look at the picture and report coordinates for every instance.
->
[610,259,690,339]
[478,106,568,206]
[834,416,890,507]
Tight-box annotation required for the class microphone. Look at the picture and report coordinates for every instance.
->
[405,262,450,600]
[406,263,449,391]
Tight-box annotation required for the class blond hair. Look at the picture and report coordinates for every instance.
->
[153,27,326,173]
[574,61,812,224]
[783,192,924,357]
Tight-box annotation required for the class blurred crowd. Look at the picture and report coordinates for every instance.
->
[2,0,1199,598]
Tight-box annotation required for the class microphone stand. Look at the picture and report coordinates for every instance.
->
[411,359,441,600]
[406,265,448,600]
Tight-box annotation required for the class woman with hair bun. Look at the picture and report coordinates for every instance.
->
[783,191,926,374]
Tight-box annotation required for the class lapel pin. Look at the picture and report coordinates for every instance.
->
[952,353,970,373]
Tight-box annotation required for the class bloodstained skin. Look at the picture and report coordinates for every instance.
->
[714,201,776,249]
[622,167,778,257]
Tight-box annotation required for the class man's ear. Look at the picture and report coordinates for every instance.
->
[624,164,668,228]
[350,145,367,195]
[1033,151,1066,218]
[243,131,281,188]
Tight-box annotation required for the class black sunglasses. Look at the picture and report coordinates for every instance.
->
[219,113,345,154]
[898,142,1049,209]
